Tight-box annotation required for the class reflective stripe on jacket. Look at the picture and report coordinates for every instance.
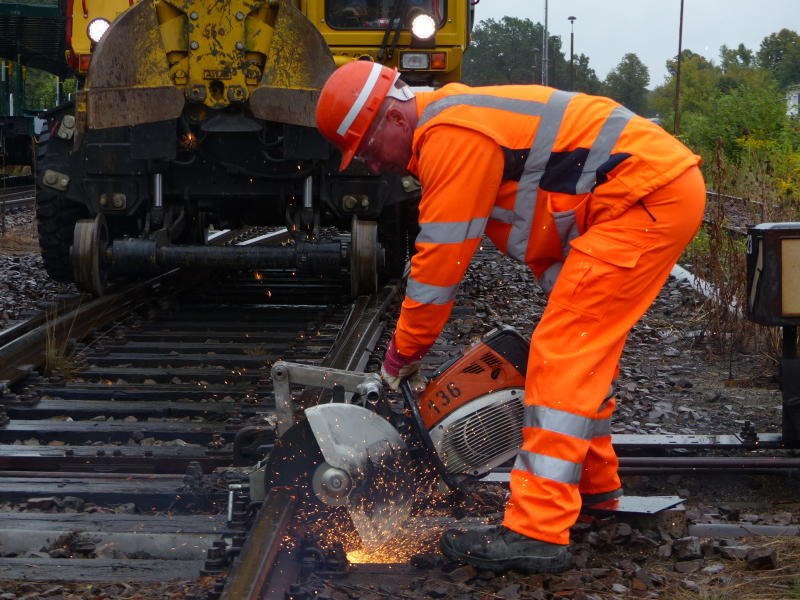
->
[393,83,700,358]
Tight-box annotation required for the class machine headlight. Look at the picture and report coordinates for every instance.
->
[87,18,111,43]
[410,12,436,40]
[401,53,430,70]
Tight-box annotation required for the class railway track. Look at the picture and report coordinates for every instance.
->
[0,250,403,596]
[704,189,782,237]
[0,184,36,211]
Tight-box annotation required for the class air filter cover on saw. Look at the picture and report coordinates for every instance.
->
[420,327,529,477]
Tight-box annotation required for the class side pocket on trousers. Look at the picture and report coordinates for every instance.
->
[547,233,645,320]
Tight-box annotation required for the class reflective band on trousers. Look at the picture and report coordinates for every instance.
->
[513,449,582,485]
[524,405,611,440]
[406,277,459,305]
[416,217,488,244]
[417,91,635,266]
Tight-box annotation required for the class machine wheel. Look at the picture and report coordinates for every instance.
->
[35,124,88,283]
[72,214,110,296]
[350,216,380,296]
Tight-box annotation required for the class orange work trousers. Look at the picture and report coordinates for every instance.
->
[503,165,706,545]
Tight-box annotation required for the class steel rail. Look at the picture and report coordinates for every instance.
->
[218,488,296,600]
[705,190,753,204]
[0,196,36,210]
[328,280,404,371]
[0,295,85,350]
[219,278,405,600]
[0,184,35,198]
[0,470,187,479]
[0,224,251,371]
[485,456,800,483]
[618,456,800,468]
[0,271,181,386]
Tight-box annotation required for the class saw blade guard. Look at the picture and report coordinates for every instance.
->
[305,403,414,550]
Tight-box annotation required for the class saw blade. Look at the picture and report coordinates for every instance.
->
[306,403,415,551]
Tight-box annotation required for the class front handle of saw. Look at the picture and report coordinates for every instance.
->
[399,378,471,505]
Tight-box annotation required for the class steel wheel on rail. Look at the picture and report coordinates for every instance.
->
[350,215,381,296]
[72,213,110,296]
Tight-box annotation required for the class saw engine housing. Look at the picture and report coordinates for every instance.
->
[418,327,529,478]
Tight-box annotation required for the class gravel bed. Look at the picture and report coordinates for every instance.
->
[0,206,77,329]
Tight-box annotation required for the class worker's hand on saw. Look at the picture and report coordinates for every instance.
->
[381,361,427,393]
[380,337,428,393]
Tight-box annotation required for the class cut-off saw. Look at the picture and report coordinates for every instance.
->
[254,327,529,549]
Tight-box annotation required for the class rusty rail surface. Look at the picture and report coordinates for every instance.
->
[219,488,296,600]
[0,271,180,385]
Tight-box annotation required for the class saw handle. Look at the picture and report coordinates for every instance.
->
[400,378,471,504]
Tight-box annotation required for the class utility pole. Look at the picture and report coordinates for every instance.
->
[542,0,549,86]
[673,0,685,134]
[568,16,576,90]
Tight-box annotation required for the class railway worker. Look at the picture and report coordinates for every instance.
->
[314,61,705,574]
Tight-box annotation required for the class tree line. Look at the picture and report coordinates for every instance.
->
[462,17,800,203]
[462,17,799,115]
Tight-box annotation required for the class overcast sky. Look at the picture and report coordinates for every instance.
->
[473,0,798,88]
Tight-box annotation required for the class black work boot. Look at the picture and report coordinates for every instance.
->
[581,488,623,507]
[440,525,572,573]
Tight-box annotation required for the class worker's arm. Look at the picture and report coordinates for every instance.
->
[386,125,504,374]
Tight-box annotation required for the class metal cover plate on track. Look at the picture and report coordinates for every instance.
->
[583,495,684,515]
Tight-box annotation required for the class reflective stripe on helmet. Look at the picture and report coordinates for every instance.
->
[336,62,384,137]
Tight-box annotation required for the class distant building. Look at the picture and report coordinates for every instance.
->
[787,84,800,117]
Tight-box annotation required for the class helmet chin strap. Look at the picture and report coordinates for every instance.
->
[386,73,415,102]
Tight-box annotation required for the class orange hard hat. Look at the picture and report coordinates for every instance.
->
[316,61,398,170]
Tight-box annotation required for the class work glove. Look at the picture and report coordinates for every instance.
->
[380,337,428,393]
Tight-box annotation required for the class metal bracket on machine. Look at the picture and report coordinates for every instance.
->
[271,361,382,435]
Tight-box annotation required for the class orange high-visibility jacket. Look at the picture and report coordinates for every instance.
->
[394,83,700,358]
